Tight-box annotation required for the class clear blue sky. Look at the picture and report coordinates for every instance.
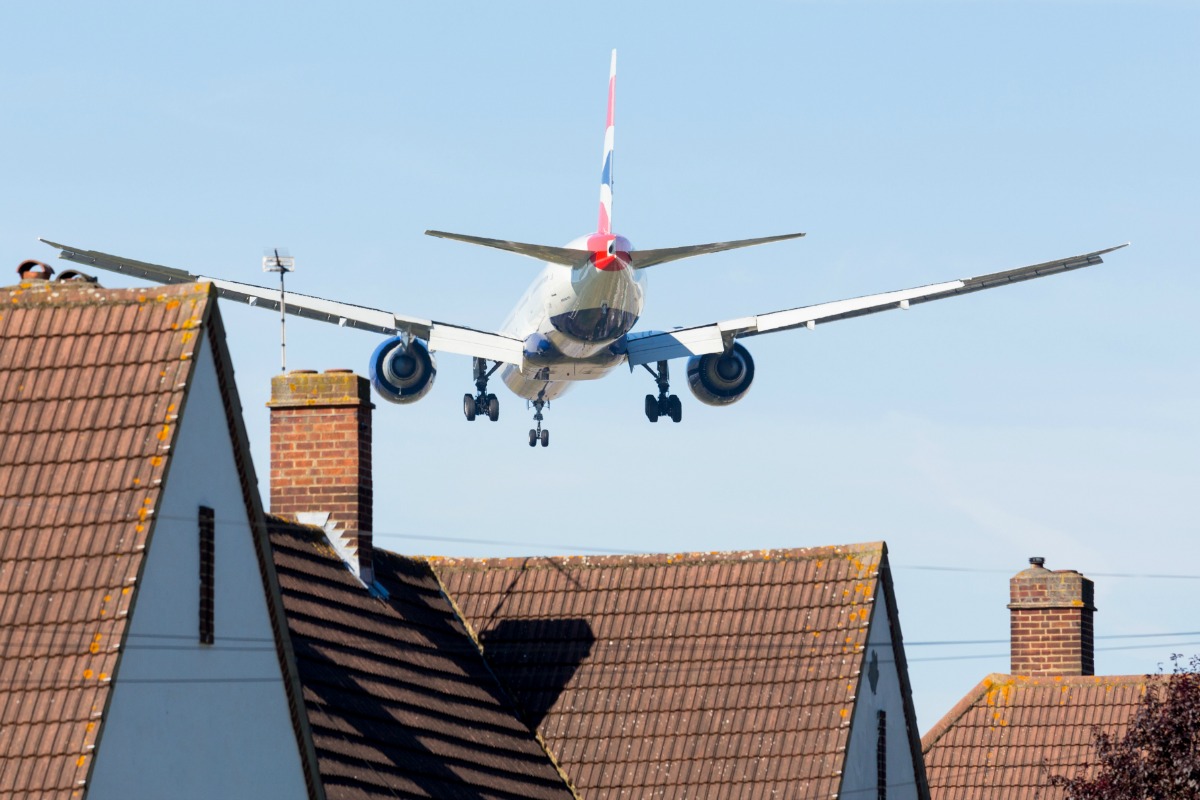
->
[4,1,1197,733]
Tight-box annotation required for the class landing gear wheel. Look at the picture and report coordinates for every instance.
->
[540,429,550,447]
[645,394,659,423]
[668,394,682,423]
[464,393,477,421]
[529,429,537,447]
[487,394,500,421]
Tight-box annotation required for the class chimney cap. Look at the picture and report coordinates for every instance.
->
[1029,556,1046,568]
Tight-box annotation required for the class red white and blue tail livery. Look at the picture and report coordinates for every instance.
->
[598,49,616,237]
[42,49,1126,447]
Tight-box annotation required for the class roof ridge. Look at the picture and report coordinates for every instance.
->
[921,671,1159,751]
[428,540,886,570]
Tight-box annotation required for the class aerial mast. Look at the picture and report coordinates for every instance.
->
[262,248,295,372]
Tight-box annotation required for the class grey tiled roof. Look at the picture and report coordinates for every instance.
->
[269,521,576,800]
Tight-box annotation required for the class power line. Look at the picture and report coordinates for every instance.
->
[5,498,1200,576]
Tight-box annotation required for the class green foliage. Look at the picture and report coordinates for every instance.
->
[1047,655,1200,800]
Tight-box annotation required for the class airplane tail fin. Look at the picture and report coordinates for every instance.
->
[597,49,616,235]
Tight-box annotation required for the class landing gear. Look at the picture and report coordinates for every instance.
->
[642,360,682,423]
[528,392,549,447]
[464,358,501,422]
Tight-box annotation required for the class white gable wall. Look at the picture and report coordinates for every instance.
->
[839,586,920,800]
[87,333,308,800]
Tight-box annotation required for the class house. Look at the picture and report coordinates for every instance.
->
[921,558,1153,799]
[0,278,569,800]
[2,276,931,798]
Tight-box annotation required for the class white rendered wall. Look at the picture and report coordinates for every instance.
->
[87,334,308,800]
[839,587,921,800]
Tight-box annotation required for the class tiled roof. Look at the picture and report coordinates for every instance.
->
[0,280,212,799]
[921,673,1153,800]
[432,543,886,799]
[268,520,576,800]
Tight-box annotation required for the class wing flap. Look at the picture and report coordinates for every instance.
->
[624,326,725,366]
[428,324,525,365]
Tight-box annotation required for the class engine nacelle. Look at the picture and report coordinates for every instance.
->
[368,336,436,404]
[686,343,755,406]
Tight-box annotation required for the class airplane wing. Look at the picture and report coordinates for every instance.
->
[39,240,526,365]
[623,244,1128,366]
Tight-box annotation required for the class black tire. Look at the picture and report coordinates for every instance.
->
[464,393,477,421]
[540,429,550,447]
[487,394,500,421]
[668,394,682,423]
[528,429,537,447]
[644,394,659,423]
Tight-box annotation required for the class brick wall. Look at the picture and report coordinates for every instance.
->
[268,369,373,578]
[1008,558,1096,676]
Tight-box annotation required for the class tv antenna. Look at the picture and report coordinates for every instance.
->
[262,248,295,372]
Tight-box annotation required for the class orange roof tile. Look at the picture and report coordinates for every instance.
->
[433,543,888,799]
[921,673,1154,800]
[0,280,212,798]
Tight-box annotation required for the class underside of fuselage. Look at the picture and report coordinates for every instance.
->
[498,233,644,402]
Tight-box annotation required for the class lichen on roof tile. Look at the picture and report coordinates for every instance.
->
[431,541,886,799]
[0,282,213,797]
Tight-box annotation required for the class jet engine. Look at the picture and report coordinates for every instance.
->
[686,343,755,406]
[368,336,436,404]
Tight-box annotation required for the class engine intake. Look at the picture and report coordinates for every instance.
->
[369,336,436,404]
[686,343,755,406]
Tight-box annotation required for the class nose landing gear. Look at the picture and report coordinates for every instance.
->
[528,392,549,447]
[642,360,682,423]
[463,358,501,422]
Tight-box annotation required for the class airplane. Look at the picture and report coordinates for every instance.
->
[41,50,1126,448]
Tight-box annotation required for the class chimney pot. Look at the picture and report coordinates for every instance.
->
[1029,556,1046,568]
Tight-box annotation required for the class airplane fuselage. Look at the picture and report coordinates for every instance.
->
[499,233,643,401]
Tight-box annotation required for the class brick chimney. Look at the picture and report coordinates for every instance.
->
[268,369,374,583]
[1008,557,1096,676]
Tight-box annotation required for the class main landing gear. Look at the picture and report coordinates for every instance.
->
[463,358,500,422]
[528,391,549,447]
[642,360,682,423]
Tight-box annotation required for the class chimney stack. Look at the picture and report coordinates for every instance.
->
[1008,557,1096,676]
[269,369,374,582]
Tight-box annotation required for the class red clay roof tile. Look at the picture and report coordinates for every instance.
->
[0,280,211,798]
[432,543,885,799]
[922,673,1153,800]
